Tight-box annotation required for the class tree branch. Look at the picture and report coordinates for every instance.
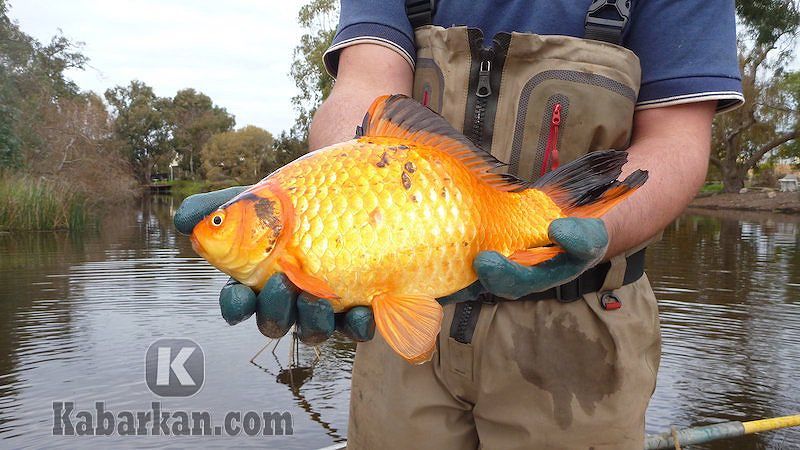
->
[709,154,723,170]
[745,129,800,168]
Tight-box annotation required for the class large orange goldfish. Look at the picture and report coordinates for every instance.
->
[190,95,647,364]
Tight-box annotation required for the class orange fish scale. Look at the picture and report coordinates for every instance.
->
[270,136,564,312]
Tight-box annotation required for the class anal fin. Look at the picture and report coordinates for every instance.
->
[372,292,443,364]
[278,255,338,300]
[508,246,565,266]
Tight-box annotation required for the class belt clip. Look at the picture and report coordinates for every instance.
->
[599,291,622,310]
[555,277,581,303]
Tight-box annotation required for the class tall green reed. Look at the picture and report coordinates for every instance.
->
[0,173,90,231]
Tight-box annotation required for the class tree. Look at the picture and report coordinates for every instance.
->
[272,130,308,170]
[0,0,87,169]
[167,88,234,179]
[34,92,137,201]
[289,0,338,139]
[201,126,274,184]
[711,0,800,192]
[105,81,173,182]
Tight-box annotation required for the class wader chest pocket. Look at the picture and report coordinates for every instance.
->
[506,69,638,182]
[411,26,642,184]
[414,58,445,114]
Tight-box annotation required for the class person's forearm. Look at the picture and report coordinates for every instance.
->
[602,101,716,258]
[308,44,413,150]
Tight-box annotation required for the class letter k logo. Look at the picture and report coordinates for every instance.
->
[156,346,196,386]
[145,338,204,397]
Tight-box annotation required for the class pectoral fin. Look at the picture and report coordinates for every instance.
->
[278,255,338,300]
[372,293,443,364]
[508,246,565,266]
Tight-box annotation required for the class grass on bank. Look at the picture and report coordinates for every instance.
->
[0,173,90,231]
[700,181,725,194]
[167,180,213,198]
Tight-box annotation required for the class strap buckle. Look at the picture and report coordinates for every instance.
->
[586,0,631,28]
[585,0,630,44]
[406,0,436,28]
[554,277,582,303]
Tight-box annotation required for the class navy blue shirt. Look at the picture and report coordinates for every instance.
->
[324,0,744,112]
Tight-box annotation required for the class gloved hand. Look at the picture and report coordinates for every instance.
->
[174,187,375,344]
[472,217,609,299]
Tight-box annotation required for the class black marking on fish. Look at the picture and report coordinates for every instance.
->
[398,145,409,150]
[404,161,416,173]
[441,186,449,198]
[376,151,390,168]
[411,193,420,203]
[401,172,412,190]
[254,198,282,235]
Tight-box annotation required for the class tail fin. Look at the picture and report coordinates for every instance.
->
[533,150,648,218]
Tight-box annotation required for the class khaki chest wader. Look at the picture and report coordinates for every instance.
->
[346,5,663,446]
[407,0,650,340]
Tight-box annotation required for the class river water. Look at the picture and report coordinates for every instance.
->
[0,196,798,449]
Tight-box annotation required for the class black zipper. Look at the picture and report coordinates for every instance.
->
[449,292,497,344]
[469,55,492,147]
[463,30,511,152]
[453,303,474,343]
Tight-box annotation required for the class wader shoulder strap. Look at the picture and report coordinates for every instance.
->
[406,0,435,28]
[585,0,630,45]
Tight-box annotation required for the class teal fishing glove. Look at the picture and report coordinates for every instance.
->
[173,186,251,234]
[219,274,375,344]
[175,188,374,344]
[472,217,609,299]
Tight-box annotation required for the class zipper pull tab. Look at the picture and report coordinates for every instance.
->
[540,103,562,176]
[476,59,492,98]
[552,103,561,126]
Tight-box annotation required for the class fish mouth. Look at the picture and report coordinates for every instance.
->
[190,234,206,257]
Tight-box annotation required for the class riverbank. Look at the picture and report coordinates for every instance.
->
[690,190,800,214]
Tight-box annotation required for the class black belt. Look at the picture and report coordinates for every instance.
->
[449,249,645,344]
[493,248,646,303]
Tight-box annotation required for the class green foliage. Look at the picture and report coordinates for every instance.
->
[201,125,274,184]
[167,88,235,179]
[272,130,308,168]
[0,171,89,230]
[0,77,20,168]
[736,0,800,46]
[0,2,87,169]
[711,1,800,192]
[105,81,173,182]
[290,0,338,138]
[168,179,212,198]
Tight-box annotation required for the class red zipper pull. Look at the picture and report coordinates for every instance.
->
[540,103,562,176]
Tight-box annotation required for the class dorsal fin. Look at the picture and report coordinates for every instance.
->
[360,94,529,192]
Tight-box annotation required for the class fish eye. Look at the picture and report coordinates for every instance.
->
[211,213,224,227]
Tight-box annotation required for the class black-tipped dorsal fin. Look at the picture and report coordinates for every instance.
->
[360,94,529,192]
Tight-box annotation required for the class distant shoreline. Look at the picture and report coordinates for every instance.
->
[690,190,800,214]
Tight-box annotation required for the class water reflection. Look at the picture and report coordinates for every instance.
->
[646,209,800,449]
[0,199,798,448]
